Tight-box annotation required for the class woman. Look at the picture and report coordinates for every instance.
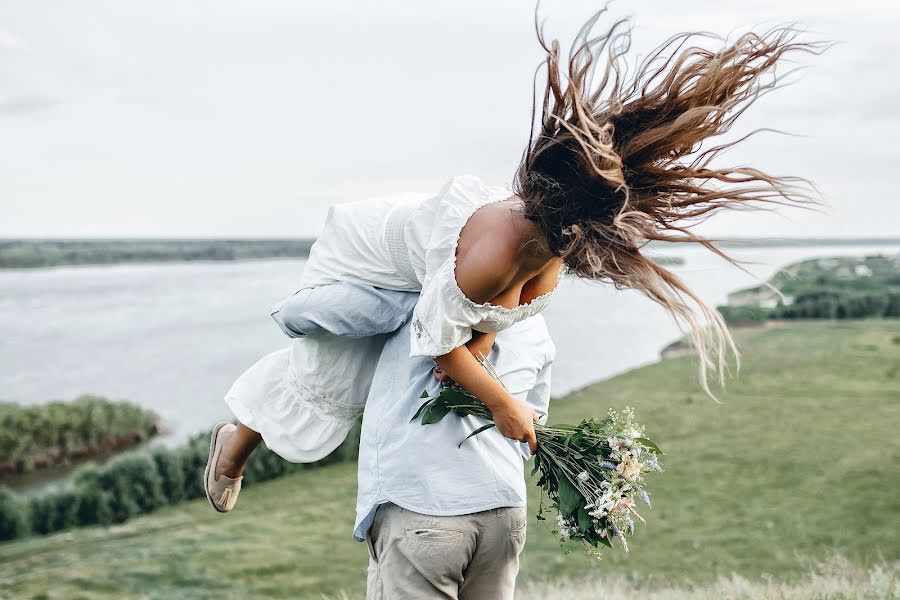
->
[204,9,819,512]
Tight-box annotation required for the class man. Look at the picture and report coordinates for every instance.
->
[262,281,553,597]
[355,310,554,600]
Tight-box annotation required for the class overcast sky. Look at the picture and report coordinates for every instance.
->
[1,0,898,238]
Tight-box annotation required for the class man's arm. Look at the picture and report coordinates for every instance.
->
[271,283,418,338]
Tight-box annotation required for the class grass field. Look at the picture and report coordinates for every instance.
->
[0,320,898,599]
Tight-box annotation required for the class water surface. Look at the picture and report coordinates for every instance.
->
[1,244,897,446]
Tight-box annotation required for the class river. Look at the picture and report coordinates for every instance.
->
[1,244,898,449]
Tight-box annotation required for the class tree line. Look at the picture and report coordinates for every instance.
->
[718,290,900,323]
[0,239,315,269]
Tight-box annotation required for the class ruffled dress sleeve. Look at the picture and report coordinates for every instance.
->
[409,256,484,357]
[405,174,529,358]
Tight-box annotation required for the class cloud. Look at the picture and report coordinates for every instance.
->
[0,30,26,50]
[0,94,56,118]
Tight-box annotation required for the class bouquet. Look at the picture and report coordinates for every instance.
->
[413,368,662,557]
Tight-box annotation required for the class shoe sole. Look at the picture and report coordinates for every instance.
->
[204,421,232,513]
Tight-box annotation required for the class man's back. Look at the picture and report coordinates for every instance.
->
[354,313,554,539]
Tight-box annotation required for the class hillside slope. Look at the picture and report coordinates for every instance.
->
[1,320,898,599]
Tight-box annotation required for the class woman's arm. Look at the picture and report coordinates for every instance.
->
[434,346,538,453]
[433,331,496,383]
[465,331,496,361]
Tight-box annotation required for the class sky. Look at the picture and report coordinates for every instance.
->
[1,0,898,239]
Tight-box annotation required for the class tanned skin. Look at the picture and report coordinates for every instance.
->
[434,197,563,453]
[217,196,560,478]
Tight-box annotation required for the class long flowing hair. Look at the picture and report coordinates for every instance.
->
[515,8,825,395]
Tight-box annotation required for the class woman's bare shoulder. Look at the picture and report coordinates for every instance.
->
[454,204,521,305]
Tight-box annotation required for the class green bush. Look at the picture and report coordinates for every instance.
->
[721,291,900,322]
[242,442,295,485]
[0,396,159,474]
[28,490,81,535]
[75,488,113,527]
[177,436,210,501]
[94,455,167,521]
[152,448,186,504]
[774,291,900,320]
[0,488,29,541]
[5,417,363,539]
[717,304,770,323]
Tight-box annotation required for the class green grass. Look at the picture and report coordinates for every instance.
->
[1,320,898,599]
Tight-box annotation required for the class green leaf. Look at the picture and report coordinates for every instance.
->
[410,399,433,422]
[597,533,613,548]
[458,423,496,447]
[557,475,582,517]
[440,387,474,404]
[635,437,663,455]
[421,403,452,425]
[549,423,577,432]
[576,505,592,534]
[530,456,540,477]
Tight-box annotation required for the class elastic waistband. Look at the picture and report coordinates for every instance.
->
[383,201,420,286]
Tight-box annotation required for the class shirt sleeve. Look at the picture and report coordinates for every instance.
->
[520,335,554,460]
[408,257,484,357]
[271,283,418,339]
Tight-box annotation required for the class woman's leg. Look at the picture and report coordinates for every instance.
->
[272,283,418,339]
[214,422,261,479]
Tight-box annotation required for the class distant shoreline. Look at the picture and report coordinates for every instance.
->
[2,237,900,269]
[708,237,900,248]
[0,239,316,269]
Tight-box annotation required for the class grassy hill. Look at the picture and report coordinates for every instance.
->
[0,320,898,599]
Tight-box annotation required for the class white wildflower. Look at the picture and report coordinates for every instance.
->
[556,513,574,539]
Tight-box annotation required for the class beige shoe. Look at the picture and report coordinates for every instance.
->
[204,421,243,513]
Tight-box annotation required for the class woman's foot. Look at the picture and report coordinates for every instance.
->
[204,421,243,513]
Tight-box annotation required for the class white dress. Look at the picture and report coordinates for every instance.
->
[225,175,560,462]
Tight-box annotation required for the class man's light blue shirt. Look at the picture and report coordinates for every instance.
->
[353,314,555,541]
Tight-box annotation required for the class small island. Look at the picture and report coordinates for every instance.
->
[0,396,161,476]
[718,253,900,322]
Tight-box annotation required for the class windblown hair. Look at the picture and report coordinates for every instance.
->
[515,8,824,394]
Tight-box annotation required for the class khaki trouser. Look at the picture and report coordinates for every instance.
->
[365,503,527,600]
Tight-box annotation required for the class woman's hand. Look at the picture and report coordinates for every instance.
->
[492,397,539,454]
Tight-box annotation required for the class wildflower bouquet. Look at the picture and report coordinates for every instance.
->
[413,382,662,556]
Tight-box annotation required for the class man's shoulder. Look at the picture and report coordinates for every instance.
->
[501,315,555,365]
